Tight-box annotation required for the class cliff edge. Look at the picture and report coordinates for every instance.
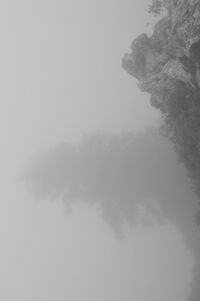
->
[122,0,200,204]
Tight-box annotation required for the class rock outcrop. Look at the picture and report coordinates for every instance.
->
[122,0,200,112]
[122,2,200,301]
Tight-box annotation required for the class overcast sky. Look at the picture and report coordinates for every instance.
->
[0,1,197,300]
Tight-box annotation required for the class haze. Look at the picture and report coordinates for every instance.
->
[0,1,197,301]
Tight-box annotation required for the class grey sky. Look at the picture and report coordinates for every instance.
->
[0,0,196,300]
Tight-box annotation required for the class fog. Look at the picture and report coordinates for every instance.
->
[24,128,200,300]
[0,0,198,300]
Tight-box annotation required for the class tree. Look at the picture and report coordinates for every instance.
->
[23,129,198,237]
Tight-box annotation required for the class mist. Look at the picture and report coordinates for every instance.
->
[23,128,200,300]
[0,0,197,300]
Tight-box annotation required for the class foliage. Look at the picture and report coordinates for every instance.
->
[148,0,164,16]
[148,0,181,16]
[23,128,198,236]
[143,0,200,226]
[159,85,200,225]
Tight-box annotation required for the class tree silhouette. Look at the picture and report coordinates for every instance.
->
[23,128,198,237]
[23,128,200,300]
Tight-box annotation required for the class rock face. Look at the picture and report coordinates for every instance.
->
[122,0,200,111]
[123,2,200,301]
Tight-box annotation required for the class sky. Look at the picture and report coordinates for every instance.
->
[0,0,197,300]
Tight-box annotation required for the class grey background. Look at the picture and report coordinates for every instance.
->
[0,1,196,300]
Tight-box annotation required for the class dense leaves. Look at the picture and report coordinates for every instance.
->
[148,0,180,16]
[148,0,165,16]
[143,0,200,226]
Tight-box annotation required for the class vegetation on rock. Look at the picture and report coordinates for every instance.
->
[122,0,200,222]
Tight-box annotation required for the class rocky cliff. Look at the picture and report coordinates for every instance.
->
[122,0,200,202]
[122,2,200,300]
[122,0,200,111]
